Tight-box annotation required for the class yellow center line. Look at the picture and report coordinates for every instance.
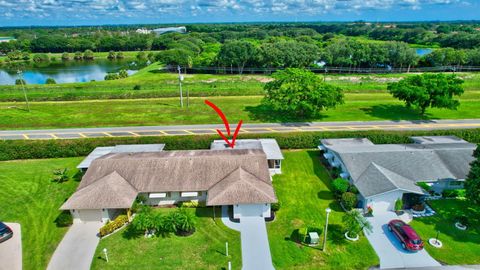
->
[103,132,114,137]
[50,133,59,139]
[79,133,87,138]
[184,130,195,134]
[129,132,141,137]
[23,134,29,139]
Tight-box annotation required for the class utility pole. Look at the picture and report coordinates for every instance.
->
[17,70,30,112]
[177,65,184,108]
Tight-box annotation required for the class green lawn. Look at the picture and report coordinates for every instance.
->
[0,157,82,270]
[1,60,479,102]
[91,207,242,270]
[268,150,379,269]
[2,93,480,130]
[410,199,480,265]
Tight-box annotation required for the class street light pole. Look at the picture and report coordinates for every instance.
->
[17,70,30,112]
[177,65,184,108]
[323,208,331,252]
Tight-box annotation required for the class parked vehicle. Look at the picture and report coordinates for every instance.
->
[0,222,13,243]
[388,219,424,251]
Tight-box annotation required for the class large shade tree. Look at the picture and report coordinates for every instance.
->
[217,40,258,74]
[387,73,464,115]
[465,146,480,206]
[263,68,344,117]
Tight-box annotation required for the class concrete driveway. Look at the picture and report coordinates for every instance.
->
[0,223,22,270]
[47,222,103,270]
[239,216,275,270]
[365,212,440,269]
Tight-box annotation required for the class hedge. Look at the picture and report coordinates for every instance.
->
[1,128,480,161]
[99,214,129,237]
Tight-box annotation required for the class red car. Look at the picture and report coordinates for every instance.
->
[388,219,424,251]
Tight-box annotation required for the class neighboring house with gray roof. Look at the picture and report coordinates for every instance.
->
[210,139,284,174]
[319,136,475,213]
[63,147,278,223]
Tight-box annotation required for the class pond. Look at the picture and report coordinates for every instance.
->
[0,59,142,85]
[415,48,433,56]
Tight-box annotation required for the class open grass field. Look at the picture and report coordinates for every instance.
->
[410,199,480,265]
[2,92,480,130]
[91,207,242,270]
[1,61,479,101]
[268,150,379,269]
[0,157,82,270]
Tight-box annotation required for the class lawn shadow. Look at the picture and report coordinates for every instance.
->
[73,170,84,182]
[122,224,142,239]
[317,190,333,200]
[359,104,436,122]
[245,104,327,123]
[328,224,347,245]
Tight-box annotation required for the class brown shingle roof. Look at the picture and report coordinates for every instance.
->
[69,149,275,208]
[207,167,277,206]
[60,171,138,210]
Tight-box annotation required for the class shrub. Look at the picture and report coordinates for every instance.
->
[341,192,357,210]
[33,53,49,63]
[55,210,73,227]
[52,168,69,183]
[61,52,70,60]
[104,73,120,80]
[107,51,116,59]
[116,51,124,59]
[412,203,426,211]
[46,78,56,84]
[171,208,197,236]
[298,227,308,243]
[99,214,129,237]
[332,178,349,195]
[271,202,281,212]
[15,79,26,85]
[395,198,403,212]
[74,51,82,60]
[133,84,141,90]
[456,215,469,226]
[83,49,94,60]
[348,185,359,194]
[342,210,372,238]
[179,201,200,208]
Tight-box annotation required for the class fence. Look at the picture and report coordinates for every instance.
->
[161,65,480,75]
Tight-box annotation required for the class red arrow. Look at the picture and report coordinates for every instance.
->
[205,100,243,148]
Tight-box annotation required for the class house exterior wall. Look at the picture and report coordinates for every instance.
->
[267,159,282,175]
[143,191,207,206]
[364,190,404,213]
[430,179,464,192]
[233,203,271,219]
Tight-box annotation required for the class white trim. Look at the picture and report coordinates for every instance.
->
[149,193,167,198]
[181,192,198,197]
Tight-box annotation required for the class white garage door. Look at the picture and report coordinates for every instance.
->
[235,204,265,218]
[369,190,404,214]
[77,210,102,222]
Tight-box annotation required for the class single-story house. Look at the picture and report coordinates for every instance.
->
[210,139,284,174]
[62,149,277,223]
[77,144,165,171]
[319,136,476,213]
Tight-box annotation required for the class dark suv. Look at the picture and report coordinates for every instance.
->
[0,222,13,243]
[388,219,424,251]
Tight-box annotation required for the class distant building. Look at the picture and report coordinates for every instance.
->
[135,28,152,34]
[152,26,187,35]
[0,37,16,43]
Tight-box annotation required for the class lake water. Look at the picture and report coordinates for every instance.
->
[415,48,433,56]
[0,59,140,85]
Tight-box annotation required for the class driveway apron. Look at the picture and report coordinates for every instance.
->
[47,222,103,270]
[365,212,441,269]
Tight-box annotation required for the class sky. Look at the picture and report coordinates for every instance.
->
[0,0,479,27]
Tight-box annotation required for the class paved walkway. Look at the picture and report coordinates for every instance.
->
[365,212,440,269]
[0,223,22,270]
[2,119,480,140]
[220,206,274,270]
[47,222,103,270]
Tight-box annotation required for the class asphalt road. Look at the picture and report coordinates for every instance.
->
[1,119,480,140]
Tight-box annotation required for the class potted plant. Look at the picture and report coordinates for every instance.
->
[455,215,468,230]
[366,206,373,217]
[394,198,404,215]
[412,203,426,214]
[342,210,372,241]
